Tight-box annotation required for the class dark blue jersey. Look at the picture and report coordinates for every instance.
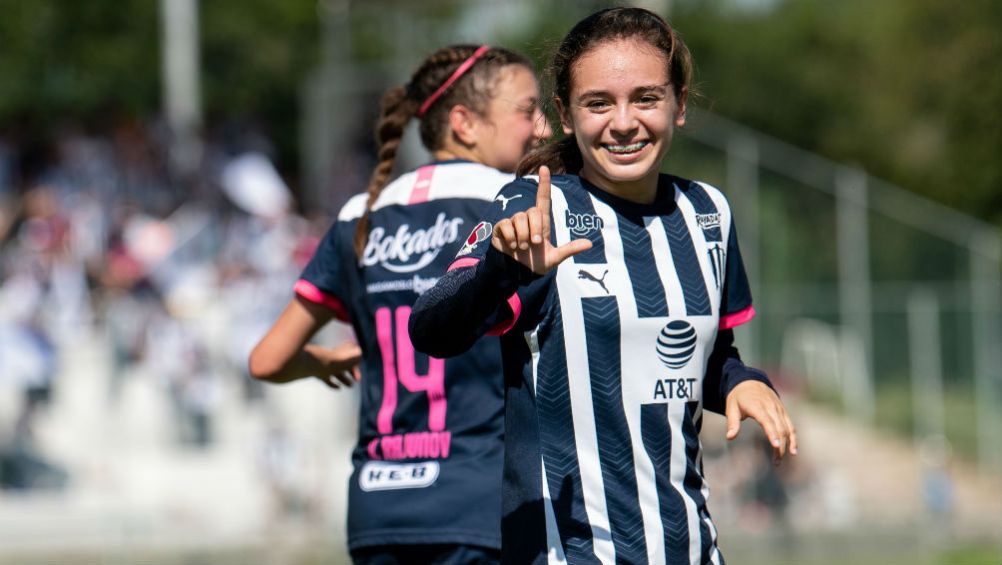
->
[297,161,515,551]
[410,173,773,565]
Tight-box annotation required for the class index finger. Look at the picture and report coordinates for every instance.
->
[536,165,551,214]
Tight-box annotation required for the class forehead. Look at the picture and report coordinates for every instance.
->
[490,64,539,101]
[570,38,669,95]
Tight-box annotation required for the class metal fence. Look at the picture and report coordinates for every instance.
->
[673,109,1002,473]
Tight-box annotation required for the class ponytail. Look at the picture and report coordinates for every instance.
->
[353,86,418,258]
[353,44,532,258]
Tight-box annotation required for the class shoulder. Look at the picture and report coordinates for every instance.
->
[368,162,515,210]
[336,193,370,222]
[434,162,516,200]
[664,174,732,215]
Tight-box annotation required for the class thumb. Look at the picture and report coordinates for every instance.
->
[725,397,741,441]
[549,238,593,266]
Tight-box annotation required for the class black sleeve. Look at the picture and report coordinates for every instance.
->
[702,329,776,415]
[409,246,537,358]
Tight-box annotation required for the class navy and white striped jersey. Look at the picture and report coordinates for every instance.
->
[297,160,514,551]
[410,173,772,565]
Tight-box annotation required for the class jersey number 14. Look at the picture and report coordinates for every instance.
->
[374,306,446,435]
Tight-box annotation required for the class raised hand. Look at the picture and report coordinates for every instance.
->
[491,166,593,274]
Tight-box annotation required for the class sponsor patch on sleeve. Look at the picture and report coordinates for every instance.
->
[456,221,492,257]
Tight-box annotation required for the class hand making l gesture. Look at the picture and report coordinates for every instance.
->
[491,166,593,274]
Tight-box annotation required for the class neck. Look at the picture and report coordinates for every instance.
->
[432,141,479,164]
[580,166,660,204]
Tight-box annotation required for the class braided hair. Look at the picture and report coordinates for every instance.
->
[353,44,532,257]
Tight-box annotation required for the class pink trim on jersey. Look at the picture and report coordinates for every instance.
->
[447,257,480,272]
[408,165,436,204]
[720,305,756,330]
[294,279,350,322]
[487,292,522,336]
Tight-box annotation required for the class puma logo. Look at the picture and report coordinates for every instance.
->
[578,269,609,294]
[494,193,523,211]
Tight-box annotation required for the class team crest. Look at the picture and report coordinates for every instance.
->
[706,242,725,289]
[457,221,492,257]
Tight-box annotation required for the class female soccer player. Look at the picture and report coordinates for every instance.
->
[409,9,797,565]
[249,44,550,564]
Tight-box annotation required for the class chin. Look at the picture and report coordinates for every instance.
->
[595,159,659,184]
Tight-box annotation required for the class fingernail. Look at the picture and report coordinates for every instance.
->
[772,439,781,447]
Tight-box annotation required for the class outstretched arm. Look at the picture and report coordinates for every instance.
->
[248,296,361,389]
[702,329,797,463]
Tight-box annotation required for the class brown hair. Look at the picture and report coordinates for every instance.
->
[516,7,693,177]
[353,45,532,257]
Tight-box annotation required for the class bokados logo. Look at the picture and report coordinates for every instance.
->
[362,212,464,273]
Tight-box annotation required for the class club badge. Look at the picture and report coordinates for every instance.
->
[456,221,492,257]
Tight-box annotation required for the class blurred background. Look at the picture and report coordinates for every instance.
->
[0,0,1000,563]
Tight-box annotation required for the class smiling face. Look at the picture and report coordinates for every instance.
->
[472,64,551,173]
[558,38,686,202]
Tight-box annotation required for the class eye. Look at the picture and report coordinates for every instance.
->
[637,94,661,106]
[585,99,610,110]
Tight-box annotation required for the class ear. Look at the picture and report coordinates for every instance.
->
[674,86,688,127]
[554,96,574,136]
[447,104,480,147]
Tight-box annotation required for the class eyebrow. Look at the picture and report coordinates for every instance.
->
[575,83,670,100]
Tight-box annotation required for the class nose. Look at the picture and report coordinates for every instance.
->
[533,109,552,142]
[610,103,638,136]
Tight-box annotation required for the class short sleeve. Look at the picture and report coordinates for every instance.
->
[719,218,755,329]
[296,220,352,322]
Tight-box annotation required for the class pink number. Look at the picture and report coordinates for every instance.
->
[375,306,447,435]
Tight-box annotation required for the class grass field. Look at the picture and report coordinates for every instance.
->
[0,535,998,565]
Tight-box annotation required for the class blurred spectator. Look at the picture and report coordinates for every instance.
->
[0,116,315,465]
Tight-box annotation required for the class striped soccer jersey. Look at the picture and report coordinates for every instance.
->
[410,173,767,565]
[297,160,514,551]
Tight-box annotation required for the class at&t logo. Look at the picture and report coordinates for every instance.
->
[656,320,696,369]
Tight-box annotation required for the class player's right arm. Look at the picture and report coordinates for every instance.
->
[248,214,362,389]
[409,167,590,358]
[248,296,360,389]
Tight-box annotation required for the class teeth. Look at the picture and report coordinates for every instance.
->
[605,141,647,154]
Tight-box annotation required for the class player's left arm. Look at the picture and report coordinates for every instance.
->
[709,213,798,463]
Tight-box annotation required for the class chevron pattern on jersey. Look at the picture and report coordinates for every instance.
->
[620,220,669,318]
[582,296,648,563]
[683,402,716,564]
[537,306,600,564]
[662,212,712,316]
[641,403,692,565]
